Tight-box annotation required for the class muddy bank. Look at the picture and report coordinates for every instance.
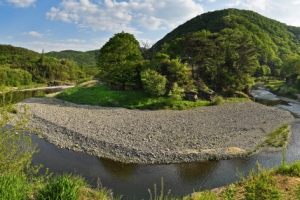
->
[18,98,294,164]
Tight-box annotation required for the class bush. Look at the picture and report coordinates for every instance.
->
[141,69,167,96]
[0,174,28,200]
[245,165,281,200]
[212,96,224,105]
[38,175,86,200]
[168,82,185,101]
[0,100,38,175]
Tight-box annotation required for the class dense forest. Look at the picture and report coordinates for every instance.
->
[147,8,300,93]
[2,8,300,97]
[0,45,98,87]
[45,50,99,68]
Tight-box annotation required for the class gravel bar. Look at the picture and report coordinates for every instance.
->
[18,98,294,164]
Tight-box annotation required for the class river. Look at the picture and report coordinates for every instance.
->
[4,88,300,199]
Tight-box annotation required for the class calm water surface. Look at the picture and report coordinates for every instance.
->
[10,89,300,199]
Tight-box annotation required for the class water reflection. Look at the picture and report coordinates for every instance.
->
[99,158,139,180]
[0,88,65,106]
[176,161,218,183]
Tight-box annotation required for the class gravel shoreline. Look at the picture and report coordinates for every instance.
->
[18,98,294,164]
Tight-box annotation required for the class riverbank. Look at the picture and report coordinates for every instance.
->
[18,98,294,164]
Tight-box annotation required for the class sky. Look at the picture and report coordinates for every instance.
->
[1,0,300,53]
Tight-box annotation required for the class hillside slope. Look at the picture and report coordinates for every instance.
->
[45,49,99,67]
[153,8,300,68]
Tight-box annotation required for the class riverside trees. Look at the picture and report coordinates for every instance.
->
[98,32,143,90]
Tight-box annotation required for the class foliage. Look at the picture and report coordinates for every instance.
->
[281,56,300,85]
[168,82,185,101]
[0,97,39,175]
[98,32,143,89]
[45,49,99,68]
[0,66,32,86]
[153,8,300,76]
[56,84,213,110]
[162,29,258,92]
[141,69,167,96]
[245,165,281,200]
[148,177,172,200]
[0,174,28,200]
[143,53,192,92]
[0,44,89,86]
[37,174,86,200]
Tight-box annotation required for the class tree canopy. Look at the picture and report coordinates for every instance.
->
[98,32,143,89]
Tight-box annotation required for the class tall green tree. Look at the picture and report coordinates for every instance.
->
[281,56,300,85]
[98,32,143,89]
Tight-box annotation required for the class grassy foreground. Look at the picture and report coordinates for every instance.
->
[3,158,300,199]
[55,83,246,110]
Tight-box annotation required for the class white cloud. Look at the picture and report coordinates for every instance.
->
[225,0,300,26]
[6,0,36,7]
[46,0,204,33]
[7,36,13,39]
[29,39,103,52]
[22,31,43,37]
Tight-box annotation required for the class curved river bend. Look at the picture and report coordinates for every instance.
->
[4,89,300,199]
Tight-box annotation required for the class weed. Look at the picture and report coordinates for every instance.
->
[37,174,86,200]
[222,184,236,200]
[244,164,281,200]
[148,177,172,200]
[0,174,28,200]
[296,184,300,200]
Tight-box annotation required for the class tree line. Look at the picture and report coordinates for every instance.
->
[0,45,98,87]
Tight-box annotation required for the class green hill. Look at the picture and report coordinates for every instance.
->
[0,44,40,65]
[0,45,90,86]
[45,49,99,67]
[153,8,300,70]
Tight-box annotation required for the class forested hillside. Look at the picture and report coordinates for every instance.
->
[0,45,97,87]
[150,8,300,91]
[45,49,99,68]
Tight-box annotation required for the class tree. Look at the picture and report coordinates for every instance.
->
[281,56,300,85]
[141,69,167,96]
[0,97,38,175]
[98,32,143,89]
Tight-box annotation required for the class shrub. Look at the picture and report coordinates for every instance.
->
[0,174,28,200]
[168,82,185,101]
[212,96,224,105]
[38,175,86,200]
[141,69,167,96]
[245,165,281,200]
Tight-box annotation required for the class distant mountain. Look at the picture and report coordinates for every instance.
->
[45,49,99,67]
[152,8,300,66]
[0,44,40,65]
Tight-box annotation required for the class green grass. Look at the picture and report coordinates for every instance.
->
[250,124,289,155]
[56,84,212,110]
[38,174,85,200]
[56,84,248,110]
[0,174,29,200]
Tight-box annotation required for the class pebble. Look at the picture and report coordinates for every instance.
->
[17,98,294,164]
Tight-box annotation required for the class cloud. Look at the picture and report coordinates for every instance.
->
[46,0,204,33]
[29,39,103,52]
[6,0,36,7]
[225,0,300,26]
[22,31,43,37]
[7,36,13,39]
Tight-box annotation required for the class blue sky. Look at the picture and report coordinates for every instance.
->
[1,0,300,53]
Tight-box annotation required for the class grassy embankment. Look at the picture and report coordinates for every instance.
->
[266,79,300,99]
[55,83,247,110]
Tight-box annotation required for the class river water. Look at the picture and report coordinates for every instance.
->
[5,89,300,199]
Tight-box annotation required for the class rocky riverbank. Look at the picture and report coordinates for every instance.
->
[18,98,294,164]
